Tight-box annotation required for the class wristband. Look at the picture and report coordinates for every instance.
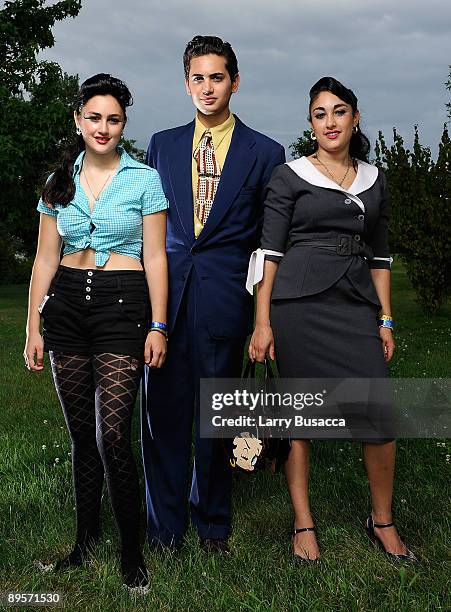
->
[151,321,167,331]
[378,319,394,330]
[149,327,168,339]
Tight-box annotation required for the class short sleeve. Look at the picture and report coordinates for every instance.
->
[36,173,58,217]
[367,171,391,270]
[141,169,169,215]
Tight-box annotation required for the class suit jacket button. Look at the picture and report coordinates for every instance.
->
[344,198,352,204]
[358,214,364,221]
[354,234,361,241]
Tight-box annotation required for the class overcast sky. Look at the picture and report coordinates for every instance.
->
[38,0,451,158]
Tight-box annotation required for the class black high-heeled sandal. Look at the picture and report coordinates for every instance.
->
[292,527,319,564]
[365,515,418,562]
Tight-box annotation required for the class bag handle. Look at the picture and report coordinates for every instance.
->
[242,358,276,380]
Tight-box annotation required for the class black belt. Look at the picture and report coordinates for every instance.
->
[294,234,373,258]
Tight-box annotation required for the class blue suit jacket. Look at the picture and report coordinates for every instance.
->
[146,115,285,339]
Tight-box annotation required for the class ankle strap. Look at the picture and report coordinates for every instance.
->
[373,521,394,529]
[371,516,394,529]
[294,527,316,534]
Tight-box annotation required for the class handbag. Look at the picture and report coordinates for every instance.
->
[227,358,290,473]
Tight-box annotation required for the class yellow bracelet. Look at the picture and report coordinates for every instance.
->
[149,328,168,339]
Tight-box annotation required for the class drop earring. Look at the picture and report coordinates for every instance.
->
[76,126,81,136]
[310,130,316,141]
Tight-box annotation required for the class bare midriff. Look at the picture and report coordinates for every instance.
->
[60,248,143,271]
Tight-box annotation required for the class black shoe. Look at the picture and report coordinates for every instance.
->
[36,541,94,573]
[292,527,319,564]
[121,551,149,591]
[199,538,230,555]
[365,515,418,562]
[54,546,85,571]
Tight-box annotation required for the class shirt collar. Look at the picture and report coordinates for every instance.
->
[193,112,235,151]
[286,156,379,196]
[72,145,142,177]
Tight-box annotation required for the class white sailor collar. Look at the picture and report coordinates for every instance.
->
[286,156,379,213]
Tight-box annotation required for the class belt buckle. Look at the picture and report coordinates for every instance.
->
[337,235,351,256]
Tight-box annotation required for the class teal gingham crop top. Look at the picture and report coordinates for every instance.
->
[37,146,168,267]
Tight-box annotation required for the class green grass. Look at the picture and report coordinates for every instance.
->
[0,261,450,611]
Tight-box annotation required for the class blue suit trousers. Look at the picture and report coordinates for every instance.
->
[141,270,245,548]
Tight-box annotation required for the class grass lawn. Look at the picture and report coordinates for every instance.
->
[0,260,450,611]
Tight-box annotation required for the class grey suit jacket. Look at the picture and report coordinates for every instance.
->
[260,157,391,306]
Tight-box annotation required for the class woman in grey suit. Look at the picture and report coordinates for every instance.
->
[247,77,416,563]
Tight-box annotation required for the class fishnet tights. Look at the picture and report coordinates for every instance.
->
[50,352,143,557]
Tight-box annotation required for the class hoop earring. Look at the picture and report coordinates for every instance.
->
[353,125,359,133]
[310,130,316,141]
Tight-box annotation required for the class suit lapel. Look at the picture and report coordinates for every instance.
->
[196,117,257,245]
[166,120,195,242]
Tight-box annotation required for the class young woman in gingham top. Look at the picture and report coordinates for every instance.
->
[24,74,168,590]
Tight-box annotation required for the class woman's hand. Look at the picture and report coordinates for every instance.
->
[144,331,167,368]
[248,323,275,363]
[24,332,45,372]
[380,327,395,362]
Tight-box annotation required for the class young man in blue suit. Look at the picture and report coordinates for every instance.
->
[141,35,285,553]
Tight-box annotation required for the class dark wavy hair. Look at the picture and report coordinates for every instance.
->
[41,73,133,207]
[308,76,370,162]
[183,35,239,81]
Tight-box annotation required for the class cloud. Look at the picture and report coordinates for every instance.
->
[40,0,451,156]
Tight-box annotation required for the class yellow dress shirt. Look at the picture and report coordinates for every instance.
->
[192,112,235,237]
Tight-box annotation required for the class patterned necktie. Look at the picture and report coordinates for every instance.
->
[193,130,221,226]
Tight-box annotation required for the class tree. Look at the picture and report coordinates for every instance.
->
[0,1,145,275]
[446,65,451,121]
[290,129,316,159]
[375,124,450,314]
[0,0,82,270]
[0,0,81,94]
[121,138,146,163]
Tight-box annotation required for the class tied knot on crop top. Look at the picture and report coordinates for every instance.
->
[37,146,168,267]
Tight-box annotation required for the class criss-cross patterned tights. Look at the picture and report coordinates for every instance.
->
[49,352,143,560]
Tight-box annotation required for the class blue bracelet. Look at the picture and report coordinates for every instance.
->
[378,319,394,330]
[151,321,167,331]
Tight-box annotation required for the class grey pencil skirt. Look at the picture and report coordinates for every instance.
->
[271,274,393,443]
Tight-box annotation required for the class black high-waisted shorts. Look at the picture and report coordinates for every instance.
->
[41,265,150,358]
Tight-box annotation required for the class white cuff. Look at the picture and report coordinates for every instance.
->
[371,256,393,267]
[246,248,284,294]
